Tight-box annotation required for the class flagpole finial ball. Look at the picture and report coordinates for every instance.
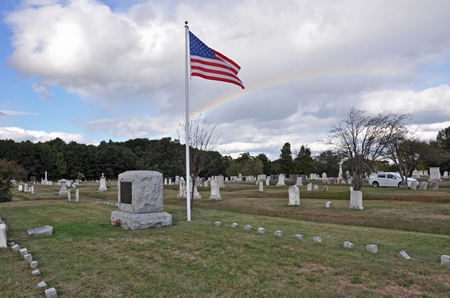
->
[185,21,188,25]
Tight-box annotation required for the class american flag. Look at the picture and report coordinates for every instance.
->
[189,31,244,89]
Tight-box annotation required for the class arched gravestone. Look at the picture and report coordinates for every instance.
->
[111,171,172,230]
[288,185,300,206]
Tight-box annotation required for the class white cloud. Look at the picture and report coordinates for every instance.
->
[0,126,93,143]
[32,83,53,99]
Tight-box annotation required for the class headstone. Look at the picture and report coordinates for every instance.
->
[288,185,300,206]
[295,177,303,186]
[294,234,303,239]
[175,176,180,185]
[419,181,427,190]
[276,174,286,186]
[429,167,441,181]
[0,223,7,248]
[245,225,252,230]
[28,225,53,236]
[209,180,222,200]
[410,181,418,190]
[32,269,41,276]
[412,170,420,178]
[430,181,439,191]
[313,236,322,243]
[177,179,186,198]
[67,189,71,202]
[164,178,167,185]
[274,230,283,236]
[258,227,266,234]
[37,281,47,288]
[313,184,318,191]
[231,223,238,229]
[44,287,58,298]
[325,201,332,208]
[349,186,354,192]
[98,173,107,191]
[203,180,209,187]
[441,255,450,266]
[20,248,28,256]
[322,172,327,179]
[323,186,328,191]
[75,189,79,203]
[58,180,68,195]
[259,181,263,192]
[18,184,23,191]
[30,260,38,268]
[24,184,29,193]
[398,250,411,260]
[307,183,312,191]
[349,191,364,210]
[24,254,33,262]
[443,171,449,178]
[266,178,270,186]
[366,244,378,254]
[217,175,225,188]
[110,171,172,230]
[12,244,20,251]
[343,241,354,249]
[214,221,221,226]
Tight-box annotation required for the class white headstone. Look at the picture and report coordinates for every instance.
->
[99,174,107,191]
[295,177,303,186]
[266,178,270,186]
[59,180,68,195]
[307,183,312,191]
[231,223,238,229]
[313,236,322,243]
[444,171,449,178]
[245,225,252,230]
[430,181,439,191]
[209,180,222,200]
[343,241,354,249]
[419,181,427,190]
[274,230,283,236]
[258,227,266,234]
[276,174,286,186]
[288,185,300,206]
[410,181,418,190]
[214,221,221,226]
[325,201,332,208]
[259,181,263,192]
[313,184,318,191]
[441,255,450,266]
[44,287,58,298]
[398,250,411,260]
[349,191,364,210]
[429,167,441,181]
[18,184,23,191]
[67,189,71,202]
[75,189,79,203]
[0,223,7,248]
[366,244,378,254]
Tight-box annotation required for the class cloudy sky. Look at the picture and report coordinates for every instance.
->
[1,0,450,160]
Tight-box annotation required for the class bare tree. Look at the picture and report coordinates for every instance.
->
[177,114,221,210]
[327,107,409,190]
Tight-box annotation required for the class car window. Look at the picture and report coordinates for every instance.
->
[387,174,395,179]
[377,174,385,178]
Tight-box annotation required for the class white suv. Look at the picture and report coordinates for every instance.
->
[368,172,418,188]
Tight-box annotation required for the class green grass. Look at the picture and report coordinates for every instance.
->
[1,182,449,297]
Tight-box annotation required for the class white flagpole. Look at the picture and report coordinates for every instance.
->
[184,21,191,221]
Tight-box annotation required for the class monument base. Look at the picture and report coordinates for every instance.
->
[111,210,172,230]
[208,195,222,200]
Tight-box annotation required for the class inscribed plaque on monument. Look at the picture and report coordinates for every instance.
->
[120,182,132,204]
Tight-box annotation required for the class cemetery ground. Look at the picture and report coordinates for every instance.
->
[1,180,449,297]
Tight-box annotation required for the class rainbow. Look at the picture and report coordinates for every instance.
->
[197,68,412,117]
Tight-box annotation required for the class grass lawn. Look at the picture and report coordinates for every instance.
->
[1,181,449,297]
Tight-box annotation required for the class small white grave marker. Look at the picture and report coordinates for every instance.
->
[258,227,266,234]
[397,250,411,260]
[32,269,41,276]
[45,287,58,298]
[30,260,38,268]
[231,223,238,229]
[366,244,378,254]
[214,221,221,227]
[313,236,322,243]
[245,225,252,230]
[294,234,303,240]
[20,248,28,256]
[441,255,450,266]
[274,230,283,236]
[343,241,354,249]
